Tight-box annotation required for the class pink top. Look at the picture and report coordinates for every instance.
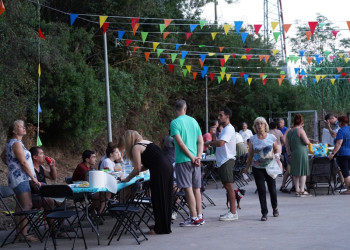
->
[202,132,212,151]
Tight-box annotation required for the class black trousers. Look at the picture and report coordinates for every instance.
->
[252,167,278,215]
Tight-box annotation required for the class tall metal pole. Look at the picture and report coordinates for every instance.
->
[205,75,209,133]
[103,31,112,142]
[214,0,218,24]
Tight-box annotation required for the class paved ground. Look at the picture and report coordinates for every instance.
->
[1,176,349,250]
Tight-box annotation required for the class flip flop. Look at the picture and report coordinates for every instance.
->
[340,190,350,195]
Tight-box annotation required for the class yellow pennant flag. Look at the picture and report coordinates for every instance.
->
[211,32,218,40]
[315,75,321,83]
[345,58,350,63]
[224,24,231,35]
[38,64,41,77]
[330,79,335,85]
[321,75,327,79]
[224,54,230,63]
[272,49,279,56]
[271,22,279,30]
[99,16,108,28]
[153,42,160,52]
[208,53,216,56]
[241,55,247,59]
[226,74,231,81]
[338,53,344,58]
[186,65,192,73]
[220,72,225,79]
[247,78,253,85]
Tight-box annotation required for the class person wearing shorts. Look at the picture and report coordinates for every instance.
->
[205,107,238,221]
[171,100,204,227]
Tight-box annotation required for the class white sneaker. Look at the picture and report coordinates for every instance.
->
[171,211,177,220]
[219,211,238,221]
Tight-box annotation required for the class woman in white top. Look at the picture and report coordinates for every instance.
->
[100,144,123,171]
[239,122,253,145]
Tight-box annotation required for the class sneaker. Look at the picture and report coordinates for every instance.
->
[171,212,177,220]
[179,218,200,227]
[198,217,205,225]
[219,211,238,221]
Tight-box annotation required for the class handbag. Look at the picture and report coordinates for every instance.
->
[266,158,282,179]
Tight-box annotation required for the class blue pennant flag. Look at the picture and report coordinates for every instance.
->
[201,70,206,79]
[316,57,323,64]
[118,31,125,41]
[175,44,182,50]
[190,24,198,32]
[244,74,249,82]
[159,58,165,64]
[232,77,237,85]
[240,33,248,43]
[70,13,78,26]
[300,69,306,76]
[234,21,243,34]
[181,51,188,59]
[299,50,306,57]
[334,74,339,80]
[200,54,207,62]
[294,68,300,74]
[38,103,42,113]
[313,79,317,84]
[314,54,320,58]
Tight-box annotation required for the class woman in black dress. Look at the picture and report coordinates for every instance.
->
[121,130,173,234]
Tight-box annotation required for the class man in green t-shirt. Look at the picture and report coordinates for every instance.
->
[170,99,204,227]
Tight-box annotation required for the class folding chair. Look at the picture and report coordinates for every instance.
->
[308,157,335,196]
[0,186,42,247]
[40,185,87,250]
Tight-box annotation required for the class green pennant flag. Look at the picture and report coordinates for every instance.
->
[273,32,280,42]
[280,71,285,75]
[159,24,165,34]
[217,76,222,84]
[157,49,164,57]
[182,69,188,77]
[262,75,267,80]
[285,57,289,63]
[37,136,42,147]
[198,45,206,48]
[220,67,226,73]
[315,67,322,71]
[199,20,207,29]
[324,51,331,57]
[179,59,185,67]
[171,53,177,63]
[319,23,325,27]
[141,32,148,43]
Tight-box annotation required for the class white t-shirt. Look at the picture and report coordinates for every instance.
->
[239,129,253,144]
[216,123,236,167]
[100,158,115,171]
[235,132,244,144]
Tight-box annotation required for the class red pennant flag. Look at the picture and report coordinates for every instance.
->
[348,78,350,84]
[144,52,150,62]
[219,58,225,67]
[0,0,5,16]
[38,28,46,40]
[254,24,262,35]
[164,19,173,28]
[308,21,318,35]
[232,54,236,59]
[219,47,225,52]
[186,32,193,40]
[337,67,343,72]
[192,72,198,80]
[125,40,132,46]
[240,72,245,78]
[329,55,335,60]
[163,32,170,40]
[298,75,303,80]
[262,79,267,85]
[246,55,252,62]
[209,73,215,81]
[332,30,339,38]
[245,48,252,53]
[341,72,347,77]
[305,31,312,41]
[102,22,109,33]
[131,17,139,29]
[168,64,174,73]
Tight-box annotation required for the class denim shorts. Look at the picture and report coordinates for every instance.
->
[13,181,31,195]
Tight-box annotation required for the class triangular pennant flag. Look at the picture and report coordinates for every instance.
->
[201,66,209,78]
[348,79,350,84]
[159,24,165,34]
[307,57,313,65]
[315,67,321,71]
[220,72,225,79]
[305,31,312,41]
[38,64,41,77]
[156,49,164,57]
[198,45,206,48]
[264,55,270,63]
[330,79,335,85]
[159,58,165,64]
[338,53,344,58]
[247,78,253,85]
[192,72,197,80]
[254,24,262,35]
[126,39,132,46]
[337,67,343,73]
[324,51,331,57]
[226,74,231,81]
[102,22,109,33]
[182,69,188,77]
[299,50,306,57]
[246,55,252,62]
[224,55,230,63]
[38,28,46,40]
[99,16,108,28]
[329,55,335,61]
[37,136,42,147]
[232,77,237,85]
[294,68,299,74]
[234,21,243,34]
[321,75,327,79]
[241,55,247,59]
[190,24,198,32]
[70,13,78,26]
[179,59,185,67]
[245,48,252,53]
[186,32,193,40]
[272,50,279,56]
[168,64,174,73]
[141,32,148,43]
[313,78,317,84]
[308,21,318,35]
[315,75,321,83]
[219,58,225,67]
[232,54,236,59]
[345,58,350,63]
[244,74,249,82]
[220,67,226,73]
[131,17,139,29]
[219,46,225,52]
[271,21,279,31]
[200,54,207,62]
[0,0,5,16]
[300,69,306,76]
[181,51,188,59]
[171,53,177,63]
[144,52,150,62]
[38,103,42,113]
[133,46,139,52]
[240,32,248,43]
[210,73,215,81]
[164,19,173,28]
[211,32,218,40]
[298,75,303,80]
[262,75,267,80]
[224,24,231,35]
[273,32,280,42]
[163,32,170,40]
[208,53,215,56]
[199,20,207,29]
[217,76,222,84]
[262,79,267,85]
[153,42,160,52]
[175,44,182,50]
[199,59,205,68]
[283,24,292,33]
[332,30,339,38]
[118,30,125,41]
[319,23,325,28]
[201,70,206,79]
[186,65,192,73]
[347,21,350,31]
[259,73,265,78]
[335,74,340,80]
[278,78,283,86]
[240,72,245,78]
[132,23,140,35]
[316,57,323,64]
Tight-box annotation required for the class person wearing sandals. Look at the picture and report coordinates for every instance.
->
[285,114,312,197]
[328,116,350,195]
[5,120,40,242]
[243,117,279,221]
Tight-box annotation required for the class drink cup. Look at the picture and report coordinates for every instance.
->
[45,156,52,164]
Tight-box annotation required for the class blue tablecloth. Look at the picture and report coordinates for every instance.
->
[71,174,150,194]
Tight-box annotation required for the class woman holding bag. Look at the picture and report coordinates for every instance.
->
[243,117,279,221]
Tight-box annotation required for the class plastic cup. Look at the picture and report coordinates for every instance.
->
[45,156,52,164]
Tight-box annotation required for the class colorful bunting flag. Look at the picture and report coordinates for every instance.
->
[246,55,252,62]
[262,79,267,85]
[308,21,318,35]
[226,74,231,81]
[70,13,78,26]
[156,49,164,57]
[131,17,139,29]
[330,79,335,85]
[211,32,218,40]
[199,59,205,68]
[220,67,226,73]
[232,54,236,59]
[224,55,230,63]
[190,24,198,32]
[38,103,42,113]
[247,78,253,85]
[118,30,125,41]
[163,32,170,40]
[305,31,312,41]
[294,68,300,74]
[278,78,283,86]
[192,72,197,80]
[179,59,185,67]
[219,58,225,67]
[234,21,243,34]
[232,77,237,85]
[224,24,231,35]
[175,44,182,50]
[133,46,139,52]
[164,19,173,28]
[283,24,292,33]
[38,28,46,40]
[244,74,249,82]
[220,72,225,79]
[38,64,41,77]
[186,32,193,40]
[37,136,43,147]
[347,21,350,31]
[99,16,108,28]
[125,40,132,46]
[171,53,177,63]
[199,20,207,29]
[168,64,174,73]
[219,47,225,52]
[254,24,262,35]
[337,67,343,73]
[132,23,140,35]
[332,30,339,38]
[159,24,165,34]
[182,69,188,77]
[186,65,192,73]
[217,76,222,84]
[339,53,344,58]
[273,32,280,42]
[272,50,279,56]
[181,51,188,59]
[240,32,248,43]
[159,58,165,64]
[208,53,215,56]
[141,32,148,43]
[299,50,306,57]
[102,22,109,33]
[144,52,150,62]
[315,75,321,83]
[0,0,5,16]
[153,42,160,52]
[200,54,207,62]
[306,57,313,65]
[271,22,279,31]
[209,73,215,81]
